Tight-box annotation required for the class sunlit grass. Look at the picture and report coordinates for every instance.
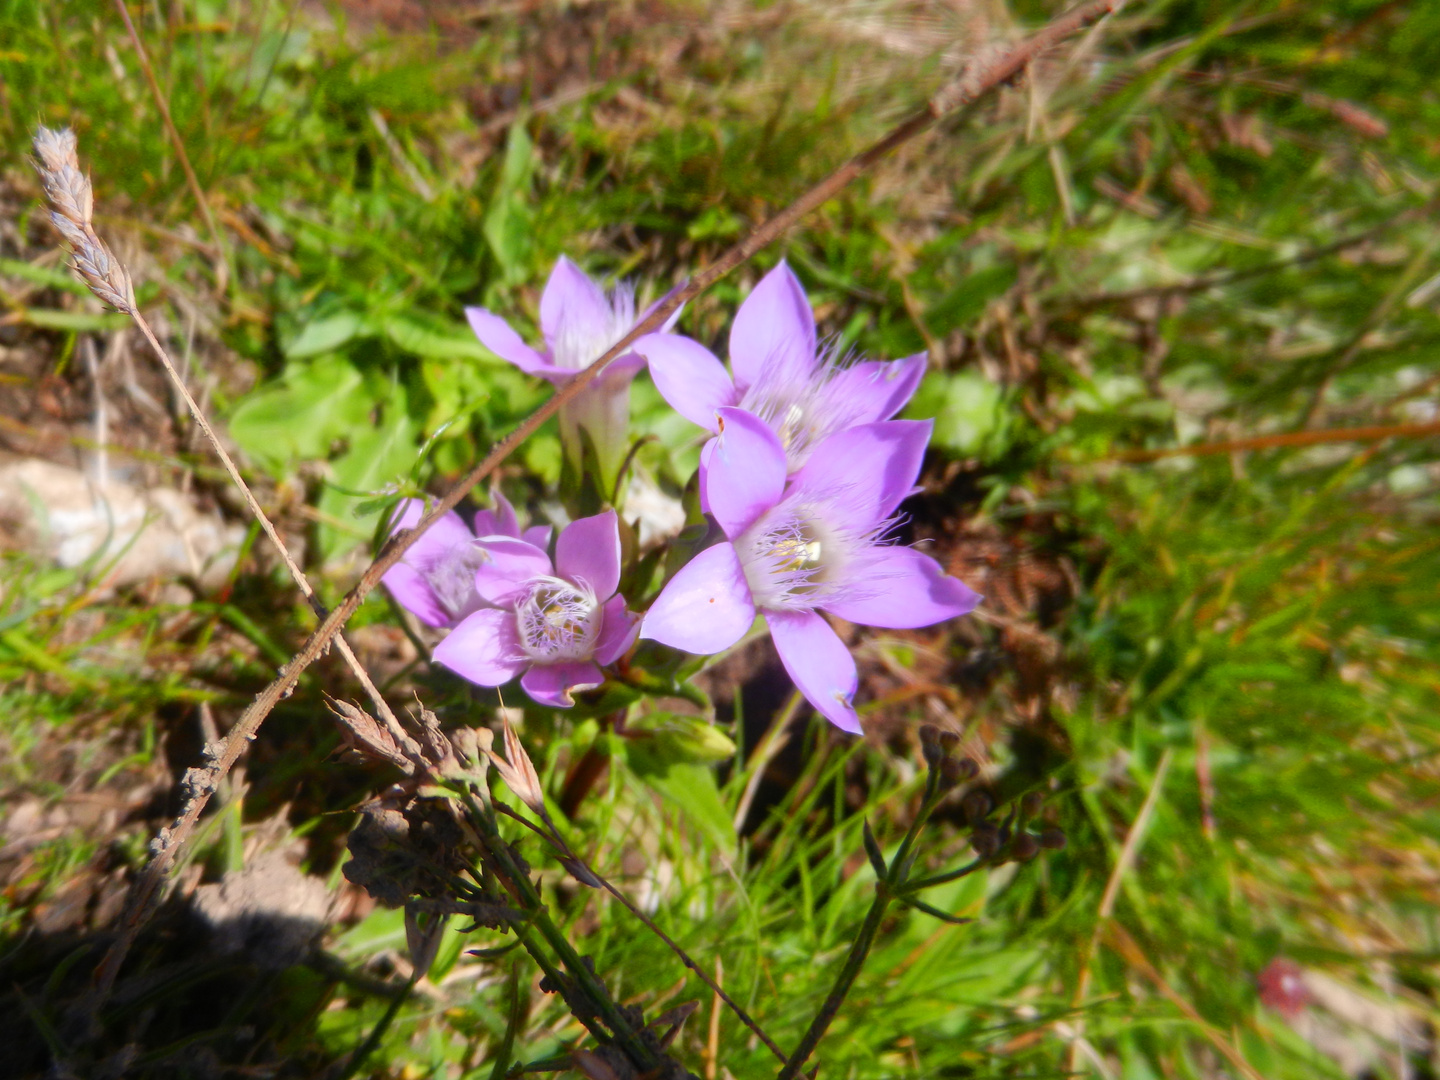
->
[1,0,1437,1076]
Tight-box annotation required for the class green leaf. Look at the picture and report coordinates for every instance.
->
[622,743,736,850]
[899,895,974,925]
[284,310,370,359]
[483,123,536,284]
[427,915,469,982]
[904,371,1004,456]
[19,309,129,332]
[924,263,1016,335]
[334,904,408,958]
[625,713,737,765]
[316,385,421,558]
[862,819,888,878]
[0,257,90,295]
[228,354,371,471]
[381,312,493,362]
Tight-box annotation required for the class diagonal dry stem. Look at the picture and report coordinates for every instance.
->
[112,0,228,280]
[31,125,420,1008]
[49,0,1120,1023]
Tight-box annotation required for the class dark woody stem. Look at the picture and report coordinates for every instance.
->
[459,788,662,1071]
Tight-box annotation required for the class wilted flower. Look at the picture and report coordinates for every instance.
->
[434,510,639,707]
[633,261,926,474]
[466,256,675,493]
[640,408,978,733]
[382,490,551,629]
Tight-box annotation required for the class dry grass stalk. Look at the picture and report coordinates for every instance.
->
[112,0,227,276]
[31,123,417,1010]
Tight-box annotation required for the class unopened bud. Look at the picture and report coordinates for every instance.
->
[918,723,941,748]
[938,730,960,754]
[1039,829,1068,850]
[961,790,992,823]
[970,825,1001,859]
[939,757,965,787]
[953,758,980,782]
[922,740,943,768]
[1021,792,1044,819]
[1012,833,1040,860]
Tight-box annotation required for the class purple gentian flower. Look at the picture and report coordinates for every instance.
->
[640,408,979,733]
[466,257,672,492]
[632,261,926,474]
[433,510,640,708]
[382,491,552,629]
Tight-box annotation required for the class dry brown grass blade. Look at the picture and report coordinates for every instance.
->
[36,0,1120,1031]
[1101,420,1440,463]
[111,0,227,284]
[1104,922,1267,1080]
[485,715,548,817]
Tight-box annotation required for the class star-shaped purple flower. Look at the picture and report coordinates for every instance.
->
[381,490,552,629]
[433,510,640,708]
[640,408,979,733]
[466,256,674,491]
[632,261,927,474]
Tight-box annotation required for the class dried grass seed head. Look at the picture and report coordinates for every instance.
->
[31,125,134,312]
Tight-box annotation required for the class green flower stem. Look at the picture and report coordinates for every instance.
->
[776,767,947,1080]
[776,884,892,1080]
[905,858,984,893]
[460,787,661,1071]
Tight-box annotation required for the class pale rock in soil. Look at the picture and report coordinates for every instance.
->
[0,457,243,590]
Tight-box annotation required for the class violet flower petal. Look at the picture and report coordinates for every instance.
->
[594,352,647,386]
[766,608,861,734]
[389,498,475,551]
[381,500,477,628]
[634,333,735,431]
[824,546,981,629]
[641,542,755,654]
[381,564,450,628]
[540,255,612,348]
[637,291,686,334]
[522,524,553,550]
[466,308,549,374]
[555,510,621,599]
[697,438,715,515]
[521,661,605,708]
[705,407,787,539]
[474,488,522,539]
[728,261,816,393]
[473,537,553,607]
[827,354,927,423]
[433,608,528,686]
[594,594,640,665]
[789,419,932,530]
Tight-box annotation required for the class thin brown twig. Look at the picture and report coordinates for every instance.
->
[1097,420,1440,463]
[31,125,418,1006]
[593,862,787,1063]
[1061,226,1381,312]
[1065,749,1171,1076]
[112,0,227,282]
[1104,922,1266,1080]
[48,0,1119,1027]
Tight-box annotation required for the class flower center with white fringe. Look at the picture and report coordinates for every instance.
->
[516,576,601,662]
